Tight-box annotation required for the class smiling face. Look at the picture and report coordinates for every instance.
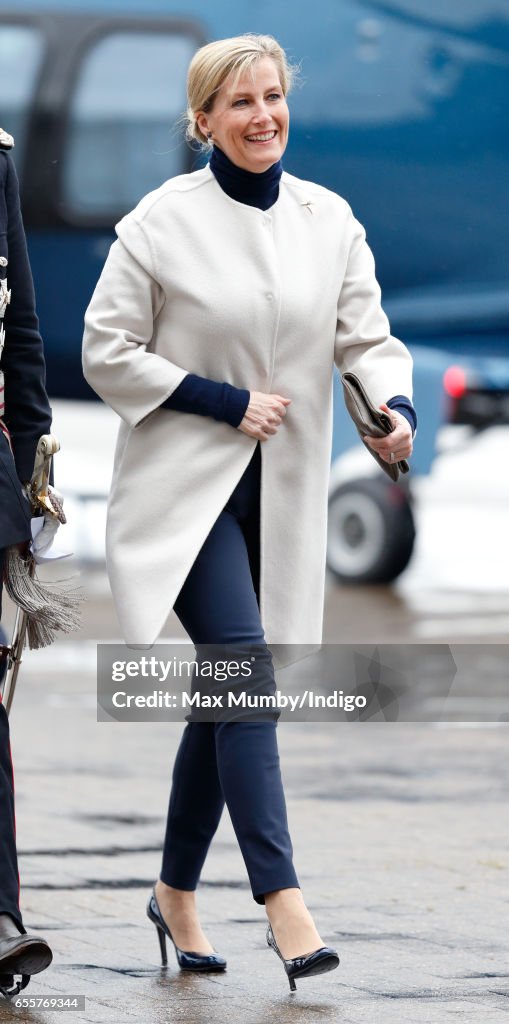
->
[196,56,290,173]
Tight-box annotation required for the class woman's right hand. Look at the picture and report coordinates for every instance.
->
[238,392,292,441]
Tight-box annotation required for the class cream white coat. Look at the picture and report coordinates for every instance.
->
[82,164,413,647]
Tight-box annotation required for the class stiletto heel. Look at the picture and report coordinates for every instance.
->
[147,889,227,973]
[156,923,167,967]
[266,922,339,993]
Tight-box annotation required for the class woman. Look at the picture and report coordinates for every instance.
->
[82,34,415,992]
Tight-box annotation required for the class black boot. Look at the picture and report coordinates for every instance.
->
[0,913,53,1000]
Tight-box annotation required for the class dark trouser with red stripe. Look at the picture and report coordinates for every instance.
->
[0,703,21,929]
[0,552,23,930]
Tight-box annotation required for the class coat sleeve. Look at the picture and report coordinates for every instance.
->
[82,213,189,429]
[334,207,413,409]
[1,152,52,483]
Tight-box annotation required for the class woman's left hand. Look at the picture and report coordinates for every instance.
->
[363,404,413,466]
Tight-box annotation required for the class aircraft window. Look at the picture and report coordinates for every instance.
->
[0,25,44,168]
[63,30,196,217]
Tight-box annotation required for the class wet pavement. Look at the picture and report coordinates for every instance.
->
[1,566,508,1023]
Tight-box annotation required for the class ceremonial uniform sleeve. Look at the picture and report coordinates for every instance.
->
[1,152,52,483]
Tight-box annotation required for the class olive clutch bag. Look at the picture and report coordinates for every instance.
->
[341,371,409,483]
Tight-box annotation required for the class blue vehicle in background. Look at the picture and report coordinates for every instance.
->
[1,0,508,581]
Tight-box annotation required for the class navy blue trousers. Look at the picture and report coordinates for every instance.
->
[160,444,300,905]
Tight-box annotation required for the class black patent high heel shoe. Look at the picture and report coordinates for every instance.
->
[146,890,227,973]
[266,922,339,992]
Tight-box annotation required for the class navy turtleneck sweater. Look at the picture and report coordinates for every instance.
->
[162,146,417,436]
[209,143,282,211]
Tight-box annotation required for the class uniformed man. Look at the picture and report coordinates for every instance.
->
[0,128,54,998]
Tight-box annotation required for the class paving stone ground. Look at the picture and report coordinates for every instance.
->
[1,636,508,1024]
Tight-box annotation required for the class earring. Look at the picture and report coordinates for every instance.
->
[207,132,213,145]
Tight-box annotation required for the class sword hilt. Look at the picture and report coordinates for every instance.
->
[28,434,66,523]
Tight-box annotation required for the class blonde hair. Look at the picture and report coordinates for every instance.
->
[185,34,298,147]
